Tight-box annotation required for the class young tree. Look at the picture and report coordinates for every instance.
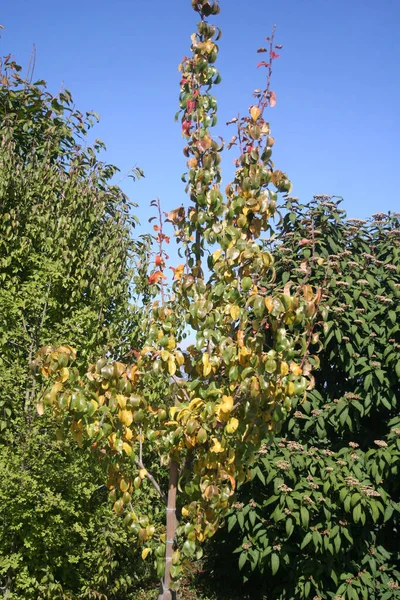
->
[207,198,400,600]
[0,52,149,598]
[35,1,318,598]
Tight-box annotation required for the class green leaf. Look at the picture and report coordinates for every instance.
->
[271,552,279,576]
[395,361,400,379]
[285,517,294,538]
[353,504,362,523]
[364,373,373,391]
[300,532,312,549]
[238,551,247,570]
[300,506,309,528]
[228,514,237,532]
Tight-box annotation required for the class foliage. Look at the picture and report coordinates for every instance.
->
[0,53,150,598]
[0,52,147,433]
[206,198,400,600]
[0,428,154,600]
[34,1,319,598]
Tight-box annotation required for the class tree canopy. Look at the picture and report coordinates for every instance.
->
[0,52,149,599]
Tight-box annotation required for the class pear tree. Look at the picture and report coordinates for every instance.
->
[35,1,320,598]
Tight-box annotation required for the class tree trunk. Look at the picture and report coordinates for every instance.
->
[158,459,179,600]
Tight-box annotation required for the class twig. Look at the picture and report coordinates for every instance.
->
[135,459,167,504]
[171,375,191,403]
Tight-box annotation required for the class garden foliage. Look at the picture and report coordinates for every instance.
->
[0,52,149,598]
[208,198,400,600]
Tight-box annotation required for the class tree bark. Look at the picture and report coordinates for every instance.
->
[158,459,179,600]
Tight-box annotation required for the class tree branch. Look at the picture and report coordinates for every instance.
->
[135,459,167,504]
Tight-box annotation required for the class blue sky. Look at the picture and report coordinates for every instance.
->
[2,0,399,238]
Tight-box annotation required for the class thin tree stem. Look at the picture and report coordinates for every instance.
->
[158,459,179,600]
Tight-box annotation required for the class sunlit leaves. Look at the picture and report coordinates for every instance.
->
[214,198,400,600]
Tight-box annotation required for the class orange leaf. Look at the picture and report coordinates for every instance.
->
[148,271,167,285]
[269,91,277,107]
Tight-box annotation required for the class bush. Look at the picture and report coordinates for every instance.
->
[0,54,150,598]
[205,198,400,600]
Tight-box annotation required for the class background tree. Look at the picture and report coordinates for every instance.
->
[34,1,319,599]
[0,52,150,598]
[204,197,400,600]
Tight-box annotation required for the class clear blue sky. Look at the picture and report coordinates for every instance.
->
[2,0,399,234]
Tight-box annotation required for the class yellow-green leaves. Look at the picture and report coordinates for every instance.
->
[226,417,239,433]
[250,105,261,121]
[141,547,152,560]
[31,6,322,597]
[202,353,212,377]
[230,305,240,320]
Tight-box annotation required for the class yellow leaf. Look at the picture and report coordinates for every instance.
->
[117,394,127,408]
[215,405,230,422]
[139,468,147,480]
[226,417,239,433]
[230,305,240,320]
[250,105,261,121]
[203,363,212,377]
[142,547,152,560]
[286,382,295,396]
[122,442,132,456]
[90,399,98,414]
[303,284,313,301]
[172,264,185,281]
[238,346,251,366]
[124,428,133,441]
[213,249,223,262]
[119,409,133,427]
[188,398,204,410]
[120,478,130,492]
[60,367,69,383]
[169,406,180,419]
[290,362,303,376]
[140,345,153,356]
[160,349,169,362]
[221,395,234,412]
[168,359,176,376]
[175,351,184,366]
[265,297,274,312]
[211,438,224,453]
[202,352,212,377]
[181,506,189,517]
[36,402,44,416]
[280,362,289,376]
[167,336,176,350]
